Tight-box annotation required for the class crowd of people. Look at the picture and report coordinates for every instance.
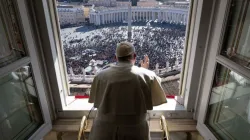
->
[61,22,186,75]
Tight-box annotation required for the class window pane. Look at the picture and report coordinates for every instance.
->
[57,1,189,97]
[205,64,250,140]
[221,0,250,69]
[0,0,26,68]
[0,64,43,140]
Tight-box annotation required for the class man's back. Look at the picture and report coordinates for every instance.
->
[88,42,166,140]
[89,62,157,115]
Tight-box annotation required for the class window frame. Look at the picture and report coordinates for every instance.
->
[196,0,250,139]
[0,0,52,139]
[37,0,213,119]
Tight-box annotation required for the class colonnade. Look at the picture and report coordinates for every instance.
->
[89,7,189,25]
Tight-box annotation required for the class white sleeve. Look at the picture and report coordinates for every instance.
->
[151,76,167,106]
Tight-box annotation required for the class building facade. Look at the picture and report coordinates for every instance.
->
[89,7,189,26]
[57,5,85,26]
[87,0,117,7]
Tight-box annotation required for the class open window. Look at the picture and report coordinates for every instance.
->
[47,0,197,114]
[21,0,217,119]
[197,0,250,139]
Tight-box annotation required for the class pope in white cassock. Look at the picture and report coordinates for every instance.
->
[88,41,167,140]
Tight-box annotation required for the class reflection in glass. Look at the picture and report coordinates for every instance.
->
[205,64,250,140]
[0,0,26,68]
[0,16,11,59]
[221,0,250,69]
[0,65,43,140]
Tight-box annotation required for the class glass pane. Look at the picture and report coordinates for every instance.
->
[0,64,43,140]
[0,0,26,68]
[221,0,250,69]
[57,1,189,96]
[205,64,250,140]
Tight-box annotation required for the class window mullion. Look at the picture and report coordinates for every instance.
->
[216,55,250,79]
[0,57,31,78]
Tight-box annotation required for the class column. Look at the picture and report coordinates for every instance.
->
[116,12,118,22]
[141,11,143,21]
[100,14,102,24]
[103,14,105,24]
[168,12,170,22]
[111,13,113,23]
[95,15,98,25]
[121,12,123,21]
[98,15,101,25]
[101,14,104,24]
[118,12,120,22]
[177,13,179,23]
[120,12,122,22]
[140,12,142,20]
[133,11,135,21]
[108,13,110,23]
[142,11,144,20]
[126,12,128,21]
[112,13,114,23]
[99,14,101,25]
[105,14,107,24]
[131,11,133,21]
[175,13,177,23]
[171,13,173,21]
[173,13,175,22]
[116,12,120,22]
[146,11,148,21]
[141,12,143,21]
[164,12,166,21]
[107,13,110,23]
[176,13,178,23]
[178,13,180,23]
[181,14,183,23]
[135,11,137,21]
[149,11,153,20]
[166,12,168,21]
[119,12,121,22]
[138,12,140,21]
[152,11,155,20]
[136,11,140,20]
[110,13,112,23]
[170,12,172,22]
[115,13,117,22]
[144,11,146,21]
[157,12,159,21]
[106,14,108,23]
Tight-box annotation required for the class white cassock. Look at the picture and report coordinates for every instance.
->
[88,62,167,140]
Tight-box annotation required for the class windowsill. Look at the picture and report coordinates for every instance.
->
[52,118,197,133]
[63,97,185,111]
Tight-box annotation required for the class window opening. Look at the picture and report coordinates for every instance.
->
[55,0,191,109]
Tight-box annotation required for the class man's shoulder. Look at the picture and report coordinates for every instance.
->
[95,66,114,78]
